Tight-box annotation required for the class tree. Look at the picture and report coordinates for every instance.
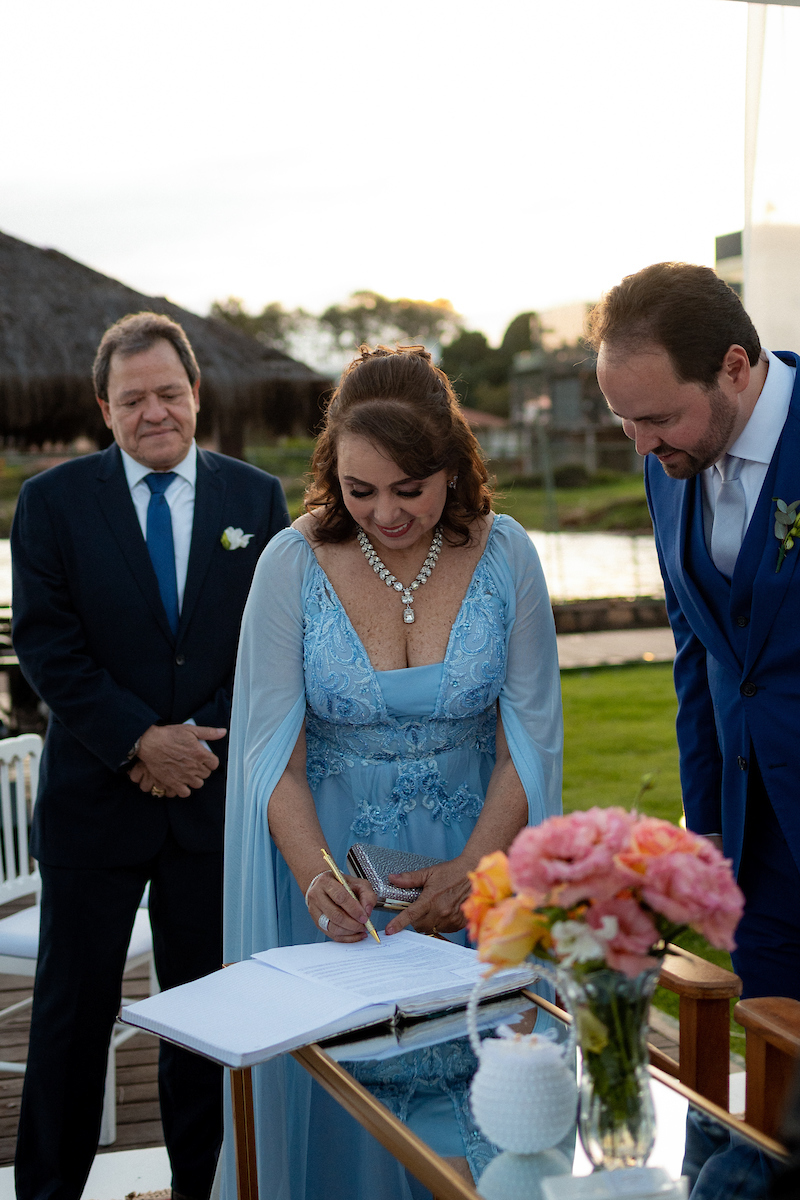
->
[210,298,306,353]
[500,311,541,356]
[438,312,541,418]
[317,291,463,352]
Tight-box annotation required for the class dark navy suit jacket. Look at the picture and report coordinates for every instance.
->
[11,444,289,868]
[645,352,800,877]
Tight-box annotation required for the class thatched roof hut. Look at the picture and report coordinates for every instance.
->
[0,230,330,455]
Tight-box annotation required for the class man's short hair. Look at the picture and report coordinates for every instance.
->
[93,312,200,401]
[585,262,761,388]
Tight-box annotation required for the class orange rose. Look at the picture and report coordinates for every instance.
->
[463,852,514,941]
[617,817,701,876]
[477,895,552,971]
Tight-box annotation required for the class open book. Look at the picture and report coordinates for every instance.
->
[121,930,535,1069]
[320,991,537,1063]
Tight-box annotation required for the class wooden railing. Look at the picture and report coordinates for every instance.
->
[734,997,800,1138]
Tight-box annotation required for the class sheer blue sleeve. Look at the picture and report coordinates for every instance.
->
[486,515,563,825]
[223,528,311,962]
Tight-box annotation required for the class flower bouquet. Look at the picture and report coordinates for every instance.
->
[463,808,744,1170]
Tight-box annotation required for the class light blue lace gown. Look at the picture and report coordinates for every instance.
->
[220,513,563,1200]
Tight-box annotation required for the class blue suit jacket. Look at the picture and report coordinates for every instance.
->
[11,444,289,868]
[645,352,800,877]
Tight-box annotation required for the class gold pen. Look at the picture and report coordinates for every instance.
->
[321,848,381,944]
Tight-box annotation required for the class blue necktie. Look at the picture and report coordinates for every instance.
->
[145,473,179,635]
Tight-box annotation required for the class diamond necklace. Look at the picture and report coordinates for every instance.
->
[356,524,443,624]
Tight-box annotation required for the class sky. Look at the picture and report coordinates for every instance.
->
[0,0,751,349]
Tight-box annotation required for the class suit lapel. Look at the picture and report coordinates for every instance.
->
[743,356,800,674]
[93,444,176,643]
[178,450,226,640]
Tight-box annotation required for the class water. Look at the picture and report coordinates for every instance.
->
[0,533,665,608]
[528,531,663,602]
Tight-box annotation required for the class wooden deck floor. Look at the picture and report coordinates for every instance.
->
[0,959,164,1163]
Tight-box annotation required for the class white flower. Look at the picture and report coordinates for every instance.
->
[221,527,254,551]
[551,917,618,969]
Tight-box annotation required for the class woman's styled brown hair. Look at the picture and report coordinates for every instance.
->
[306,345,493,544]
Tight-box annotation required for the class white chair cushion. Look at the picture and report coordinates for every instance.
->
[128,908,153,959]
[0,905,39,958]
[0,904,153,962]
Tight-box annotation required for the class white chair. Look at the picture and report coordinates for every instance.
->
[0,733,155,1145]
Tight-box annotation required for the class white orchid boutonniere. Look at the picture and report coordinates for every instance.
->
[772,498,800,572]
[221,526,254,551]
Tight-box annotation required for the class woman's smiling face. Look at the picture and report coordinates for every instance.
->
[336,432,449,553]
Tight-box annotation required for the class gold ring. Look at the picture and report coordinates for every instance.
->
[151,786,166,797]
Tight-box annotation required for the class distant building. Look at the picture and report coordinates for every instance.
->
[715,231,743,295]
[509,303,637,477]
[539,303,594,352]
[716,226,800,351]
[459,406,519,461]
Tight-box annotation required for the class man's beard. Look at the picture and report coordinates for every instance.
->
[654,386,738,479]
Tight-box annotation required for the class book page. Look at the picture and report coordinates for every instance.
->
[122,959,392,1067]
[253,930,532,1006]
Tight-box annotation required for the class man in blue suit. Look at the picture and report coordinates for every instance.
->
[12,313,289,1200]
[588,262,800,1007]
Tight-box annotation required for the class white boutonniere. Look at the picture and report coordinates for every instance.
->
[221,526,254,551]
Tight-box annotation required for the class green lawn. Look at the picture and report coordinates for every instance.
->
[283,478,652,531]
[243,442,652,533]
[561,661,742,1051]
[562,663,681,821]
[494,475,650,534]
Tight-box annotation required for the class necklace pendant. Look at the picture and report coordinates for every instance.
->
[356,523,441,627]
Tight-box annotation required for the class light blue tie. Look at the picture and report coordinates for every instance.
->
[145,473,179,635]
[710,454,746,580]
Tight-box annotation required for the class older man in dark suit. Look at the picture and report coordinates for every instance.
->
[12,313,289,1200]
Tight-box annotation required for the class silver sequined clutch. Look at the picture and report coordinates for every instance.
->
[346,843,442,910]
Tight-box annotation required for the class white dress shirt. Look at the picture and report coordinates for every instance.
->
[702,350,796,552]
[120,441,197,612]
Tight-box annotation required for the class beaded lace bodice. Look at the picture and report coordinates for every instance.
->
[303,522,506,726]
[302,522,507,836]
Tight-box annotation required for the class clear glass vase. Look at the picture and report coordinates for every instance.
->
[560,964,660,1171]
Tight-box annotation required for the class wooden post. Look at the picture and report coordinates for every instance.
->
[230,1067,259,1200]
[658,945,742,1110]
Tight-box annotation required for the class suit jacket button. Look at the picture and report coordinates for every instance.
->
[736,616,749,627]
[738,756,748,770]
[741,681,757,697]
[175,654,185,666]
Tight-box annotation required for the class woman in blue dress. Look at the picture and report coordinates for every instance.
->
[221,345,563,1200]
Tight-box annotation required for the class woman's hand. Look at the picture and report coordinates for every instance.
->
[383,858,471,936]
[307,872,378,943]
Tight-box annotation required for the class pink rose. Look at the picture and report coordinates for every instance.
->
[508,807,638,907]
[587,896,661,977]
[639,846,744,950]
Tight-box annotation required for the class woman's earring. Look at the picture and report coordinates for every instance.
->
[448,476,458,490]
